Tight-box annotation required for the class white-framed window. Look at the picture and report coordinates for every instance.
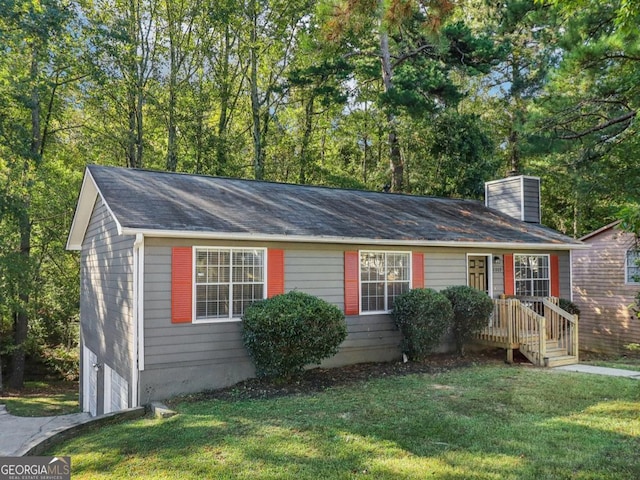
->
[626,248,640,284]
[514,254,550,297]
[194,247,266,321]
[360,251,411,313]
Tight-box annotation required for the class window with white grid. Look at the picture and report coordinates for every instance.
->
[194,248,265,320]
[360,251,410,313]
[626,248,640,284]
[514,254,549,297]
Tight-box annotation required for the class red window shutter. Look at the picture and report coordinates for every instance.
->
[267,249,285,298]
[550,254,560,297]
[412,252,424,289]
[503,254,515,296]
[171,247,193,324]
[344,251,359,315]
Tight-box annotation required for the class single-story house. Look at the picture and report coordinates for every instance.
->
[573,221,640,354]
[67,166,585,415]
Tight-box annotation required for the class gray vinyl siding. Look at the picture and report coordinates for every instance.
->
[138,238,577,401]
[143,246,251,367]
[285,250,402,367]
[485,176,541,224]
[559,251,571,299]
[141,244,255,401]
[485,177,522,220]
[522,177,541,223]
[425,252,467,291]
[80,198,134,414]
[284,250,344,309]
[140,244,402,400]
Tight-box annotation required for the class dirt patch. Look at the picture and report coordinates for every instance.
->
[174,349,508,404]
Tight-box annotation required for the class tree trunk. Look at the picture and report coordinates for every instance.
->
[9,51,41,390]
[299,95,315,184]
[165,0,178,171]
[136,81,144,168]
[249,0,264,180]
[127,90,137,168]
[9,250,30,390]
[380,29,403,191]
[216,24,231,175]
[507,128,519,176]
[165,37,178,171]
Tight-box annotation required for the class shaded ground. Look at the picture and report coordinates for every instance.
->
[174,349,514,403]
[0,381,79,417]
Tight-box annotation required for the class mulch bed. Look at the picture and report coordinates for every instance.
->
[176,349,512,403]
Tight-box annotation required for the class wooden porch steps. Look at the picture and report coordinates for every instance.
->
[544,354,579,367]
[475,297,579,368]
[523,341,579,367]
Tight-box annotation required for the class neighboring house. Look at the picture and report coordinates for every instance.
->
[67,166,584,415]
[573,221,640,354]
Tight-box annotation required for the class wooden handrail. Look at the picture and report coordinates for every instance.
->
[476,296,579,366]
[542,298,577,324]
[542,297,579,358]
[519,302,546,365]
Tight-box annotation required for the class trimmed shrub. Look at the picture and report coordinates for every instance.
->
[242,291,347,379]
[559,298,581,316]
[442,285,494,356]
[391,288,453,360]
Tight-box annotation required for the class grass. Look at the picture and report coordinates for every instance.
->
[49,365,640,479]
[0,380,80,416]
[581,353,640,372]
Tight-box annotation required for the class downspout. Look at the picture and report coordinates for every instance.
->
[132,233,145,408]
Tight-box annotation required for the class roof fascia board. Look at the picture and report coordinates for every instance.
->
[121,227,588,250]
[66,168,124,250]
[579,220,622,241]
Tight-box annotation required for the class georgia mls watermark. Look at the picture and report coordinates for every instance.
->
[0,457,70,480]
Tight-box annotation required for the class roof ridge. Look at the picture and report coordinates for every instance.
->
[86,164,480,204]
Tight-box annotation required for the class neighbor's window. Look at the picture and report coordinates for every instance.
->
[194,248,265,320]
[514,254,549,297]
[626,248,640,284]
[360,251,410,313]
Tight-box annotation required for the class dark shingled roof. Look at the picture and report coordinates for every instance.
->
[87,165,581,246]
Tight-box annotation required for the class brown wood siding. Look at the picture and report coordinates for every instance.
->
[573,227,640,354]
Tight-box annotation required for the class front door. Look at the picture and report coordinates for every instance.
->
[468,256,489,295]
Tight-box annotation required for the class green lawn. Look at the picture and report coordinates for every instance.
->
[581,355,640,372]
[0,380,80,416]
[50,365,640,479]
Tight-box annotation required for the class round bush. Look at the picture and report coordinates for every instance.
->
[391,288,453,360]
[442,285,494,356]
[242,291,347,379]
